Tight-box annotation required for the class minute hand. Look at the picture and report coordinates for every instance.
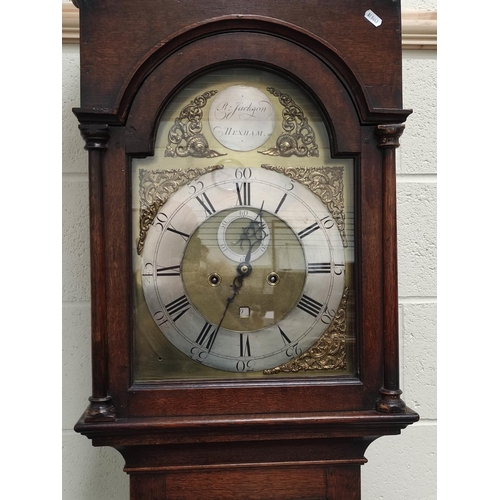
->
[209,267,248,352]
[211,208,265,351]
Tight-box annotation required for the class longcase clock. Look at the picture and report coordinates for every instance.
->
[72,1,419,498]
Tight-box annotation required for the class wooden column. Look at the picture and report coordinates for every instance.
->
[375,124,408,414]
[79,123,116,422]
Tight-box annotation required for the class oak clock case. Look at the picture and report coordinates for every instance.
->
[132,69,356,382]
[73,2,420,499]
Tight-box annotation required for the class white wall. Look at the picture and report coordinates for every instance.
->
[62,2,437,498]
[362,48,437,500]
[62,42,130,499]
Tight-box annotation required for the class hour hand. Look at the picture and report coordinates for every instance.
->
[238,206,267,265]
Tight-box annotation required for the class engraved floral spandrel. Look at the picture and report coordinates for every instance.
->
[264,287,349,374]
[164,91,226,158]
[261,164,347,247]
[259,87,319,158]
[136,166,223,255]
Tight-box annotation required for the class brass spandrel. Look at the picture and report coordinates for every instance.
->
[136,165,223,255]
[164,90,226,158]
[264,287,349,374]
[261,164,347,247]
[259,87,319,158]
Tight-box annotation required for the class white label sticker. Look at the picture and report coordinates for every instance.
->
[365,9,382,27]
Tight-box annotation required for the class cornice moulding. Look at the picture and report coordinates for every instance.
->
[62,4,437,50]
[62,3,79,44]
[401,10,437,50]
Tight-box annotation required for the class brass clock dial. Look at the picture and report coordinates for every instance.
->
[141,167,345,372]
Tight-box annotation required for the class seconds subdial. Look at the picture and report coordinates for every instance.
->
[217,207,270,263]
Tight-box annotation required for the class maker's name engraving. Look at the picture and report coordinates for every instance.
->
[209,86,275,151]
[214,101,274,121]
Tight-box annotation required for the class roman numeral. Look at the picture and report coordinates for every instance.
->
[156,265,181,276]
[165,295,190,322]
[278,325,292,346]
[307,262,332,274]
[274,193,287,214]
[298,222,320,239]
[195,193,216,216]
[297,294,323,318]
[195,322,217,350]
[236,182,251,206]
[240,334,252,357]
[166,226,190,240]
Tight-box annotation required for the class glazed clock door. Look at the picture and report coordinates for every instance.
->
[131,67,357,383]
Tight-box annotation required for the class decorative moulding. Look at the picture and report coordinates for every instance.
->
[62,2,79,44]
[62,3,437,50]
[401,10,437,50]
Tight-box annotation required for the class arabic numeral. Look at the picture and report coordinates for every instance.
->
[190,346,208,364]
[236,359,255,372]
[188,180,204,195]
[153,310,169,327]
[321,307,337,325]
[286,343,303,358]
[154,212,168,230]
[235,167,252,179]
[320,215,335,230]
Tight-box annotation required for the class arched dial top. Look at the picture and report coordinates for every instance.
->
[141,167,345,372]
